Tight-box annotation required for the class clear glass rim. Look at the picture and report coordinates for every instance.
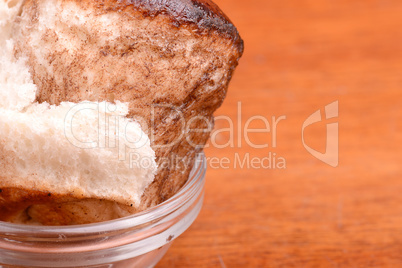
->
[0,152,206,236]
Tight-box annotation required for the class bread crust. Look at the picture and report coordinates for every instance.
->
[0,187,134,225]
[75,0,244,52]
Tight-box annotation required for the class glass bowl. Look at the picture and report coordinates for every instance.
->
[0,153,206,268]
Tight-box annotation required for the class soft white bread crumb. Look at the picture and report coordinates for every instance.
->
[0,40,37,111]
[0,101,157,206]
[0,0,24,46]
[0,0,36,111]
[0,1,157,207]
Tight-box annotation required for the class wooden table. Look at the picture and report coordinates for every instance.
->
[158,0,402,267]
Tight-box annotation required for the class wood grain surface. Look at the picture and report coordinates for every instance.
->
[158,0,402,267]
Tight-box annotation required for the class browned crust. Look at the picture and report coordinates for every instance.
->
[0,188,135,225]
[75,0,244,55]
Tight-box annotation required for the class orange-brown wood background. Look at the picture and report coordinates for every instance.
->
[159,0,402,267]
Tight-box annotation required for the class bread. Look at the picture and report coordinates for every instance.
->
[0,0,243,225]
[0,38,157,224]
